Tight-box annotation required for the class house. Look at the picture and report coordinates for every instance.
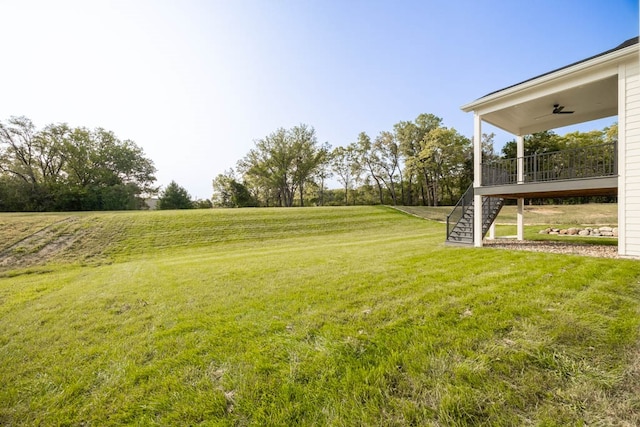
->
[448,37,639,258]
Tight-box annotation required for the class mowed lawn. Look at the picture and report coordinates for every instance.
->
[1,206,639,426]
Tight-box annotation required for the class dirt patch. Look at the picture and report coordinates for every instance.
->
[0,217,84,271]
[524,207,559,215]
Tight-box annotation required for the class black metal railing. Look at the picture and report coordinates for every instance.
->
[482,196,504,232]
[481,142,617,186]
[446,185,505,244]
[482,157,517,185]
[446,184,474,240]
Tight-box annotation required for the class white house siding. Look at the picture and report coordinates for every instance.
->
[623,59,640,257]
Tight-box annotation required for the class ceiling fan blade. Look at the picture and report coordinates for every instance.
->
[551,104,575,114]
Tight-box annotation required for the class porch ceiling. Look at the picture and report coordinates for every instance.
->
[461,37,638,136]
[480,75,617,135]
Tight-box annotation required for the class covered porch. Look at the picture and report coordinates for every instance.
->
[458,37,639,254]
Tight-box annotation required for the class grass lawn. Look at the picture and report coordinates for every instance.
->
[395,203,618,227]
[1,206,639,425]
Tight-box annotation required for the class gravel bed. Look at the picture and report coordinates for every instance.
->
[483,239,619,258]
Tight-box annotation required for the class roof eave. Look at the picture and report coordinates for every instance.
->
[461,42,638,113]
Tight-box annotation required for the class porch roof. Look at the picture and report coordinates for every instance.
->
[461,37,639,136]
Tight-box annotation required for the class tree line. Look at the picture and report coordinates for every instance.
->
[0,114,618,212]
[0,116,156,211]
[213,114,474,208]
[213,115,618,208]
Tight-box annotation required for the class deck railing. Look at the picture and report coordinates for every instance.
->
[481,142,617,186]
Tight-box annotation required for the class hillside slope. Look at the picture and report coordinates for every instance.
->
[0,207,423,273]
[0,206,639,426]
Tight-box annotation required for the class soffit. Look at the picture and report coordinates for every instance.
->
[461,39,638,135]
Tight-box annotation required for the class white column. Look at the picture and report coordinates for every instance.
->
[473,114,483,247]
[516,135,525,241]
[517,198,524,240]
[488,222,496,240]
[517,135,524,184]
[474,114,482,187]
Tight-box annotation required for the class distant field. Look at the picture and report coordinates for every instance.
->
[394,203,618,226]
[1,206,639,425]
[496,203,618,226]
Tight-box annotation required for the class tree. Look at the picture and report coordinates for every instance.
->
[0,116,157,211]
[481,132,499,161]
[501,130,564,158]
[312,142,333,206]
[212,170,257,208]
[356,132,385,204]
[73,128,157,211]
[157,181,193,209]
[394,113,443,205]
[238,124,328,207]
[193,199,213,209]
[0,116,63,210]
[420,127,471,205]
[331,144,359,205]
[373,131,401,205]
[604,123,618,144]
[290,124,329,207]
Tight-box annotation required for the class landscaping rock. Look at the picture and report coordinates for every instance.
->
[537,225,618,238]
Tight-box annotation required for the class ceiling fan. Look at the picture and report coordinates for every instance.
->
[535,104,575,120]
[552,104,574,114]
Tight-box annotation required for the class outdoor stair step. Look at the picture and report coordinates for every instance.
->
[446,186,504,245]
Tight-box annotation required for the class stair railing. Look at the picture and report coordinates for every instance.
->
[481,196,505,237]
[446,184,474,241]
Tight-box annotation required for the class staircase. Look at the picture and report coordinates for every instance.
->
[446,185,504,245]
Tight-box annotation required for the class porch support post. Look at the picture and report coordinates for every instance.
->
[517,135,524,184]
[488,222,496,240]
[517,198,524,240]
[473,113,483,247]
[516,135,525,241]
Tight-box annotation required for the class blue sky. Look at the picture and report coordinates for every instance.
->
[1,0,638,199]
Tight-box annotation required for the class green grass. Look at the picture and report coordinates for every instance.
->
[397,203,619,245]
[395,203,618,227]
[1,206,639,425]
[495,203,618,226]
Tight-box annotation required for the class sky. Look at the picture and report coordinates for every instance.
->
[1,0,638,199]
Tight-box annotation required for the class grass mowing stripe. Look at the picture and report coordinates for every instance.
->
[0,206,639,425]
